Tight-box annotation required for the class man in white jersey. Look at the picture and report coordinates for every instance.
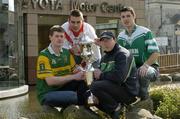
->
[117,6,160,100]
[61,9,101,68]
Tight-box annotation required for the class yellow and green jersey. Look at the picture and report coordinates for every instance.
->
[117,25,159,67]
[36,46,76,104]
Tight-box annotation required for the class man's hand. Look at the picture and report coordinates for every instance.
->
[73,65,84,74]
[93,69,102,80]
[73,71,86,80]
[70,45,81,56]
[94,38,101,46]
[138,64,149,78]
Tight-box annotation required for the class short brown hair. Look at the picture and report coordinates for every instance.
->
[120,6,136,17]
[49,25,65,36]
[69,9,84,20]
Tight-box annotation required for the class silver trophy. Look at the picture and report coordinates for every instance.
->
[78,35,95,86]
[78,35,96,105]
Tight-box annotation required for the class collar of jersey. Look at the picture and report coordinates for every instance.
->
[48,44,63,56]
[125,24,137,36]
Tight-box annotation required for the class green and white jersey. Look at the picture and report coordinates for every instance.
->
[117,25,159,67]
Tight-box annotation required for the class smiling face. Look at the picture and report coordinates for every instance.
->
[120,11,136,29]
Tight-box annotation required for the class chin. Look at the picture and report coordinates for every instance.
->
[124,24,130,27]
[73,28,80,32]
[57,44,63,47]
[104,48,109,52]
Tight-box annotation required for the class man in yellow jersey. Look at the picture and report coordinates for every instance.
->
[36,25,88,110]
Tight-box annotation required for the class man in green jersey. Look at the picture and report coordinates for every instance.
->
[117,6,160,100]
[36,25,88,110]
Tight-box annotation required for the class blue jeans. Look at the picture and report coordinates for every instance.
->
[138,66,159,100]
[42,80,88,107]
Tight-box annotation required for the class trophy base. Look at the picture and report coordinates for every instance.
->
[87,95,94,105]
[87,93,99,106]
[86,71,93,85]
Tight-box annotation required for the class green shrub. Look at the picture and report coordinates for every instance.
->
[150,89,164,111]
[150,88,180,119]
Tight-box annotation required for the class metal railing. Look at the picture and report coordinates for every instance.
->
[158,53,180,73]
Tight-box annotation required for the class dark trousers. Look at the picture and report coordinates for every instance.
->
[137,66,159,99]
[90,80,136,114]
[43,80,88,107]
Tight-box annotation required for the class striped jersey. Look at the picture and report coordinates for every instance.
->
[117,25,159,67]
[36,45,76,104]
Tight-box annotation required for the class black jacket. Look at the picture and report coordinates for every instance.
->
[99,43,139,96]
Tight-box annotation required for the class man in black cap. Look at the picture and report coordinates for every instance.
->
[89,31,139,119]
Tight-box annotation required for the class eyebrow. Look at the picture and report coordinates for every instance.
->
[121,14,131,17]
[70,21,81,23]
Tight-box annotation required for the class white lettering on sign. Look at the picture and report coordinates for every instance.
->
[32,0,38,9]
[71,0,98,12]
[31,0,62,10]
[156,37,168,46]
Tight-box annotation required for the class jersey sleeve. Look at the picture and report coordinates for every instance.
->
[145,31,160,53]
[86,23,97,39]
[37,55,53,79]
[117,33,126,47]
[117,37,124,47]
[70,53,76,71]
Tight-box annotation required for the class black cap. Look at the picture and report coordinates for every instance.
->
[100,31,115,40]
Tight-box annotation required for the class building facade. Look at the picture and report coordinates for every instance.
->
[145,0,180,53]
[1,0,146,85]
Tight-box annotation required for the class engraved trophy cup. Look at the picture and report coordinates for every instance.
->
[78,35,95,105]
[73,35,96,105]
[78,35,95,86]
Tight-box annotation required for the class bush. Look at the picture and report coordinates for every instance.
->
[150,88,180,119]
[150,89,164,111]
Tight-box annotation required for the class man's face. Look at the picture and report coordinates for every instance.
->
[100,38,115,52]
[49,31,65,48]
[120,11,135,28]
[69,16,83,32]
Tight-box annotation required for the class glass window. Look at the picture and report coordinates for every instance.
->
[0,0,24,90]
[96,17,119,37]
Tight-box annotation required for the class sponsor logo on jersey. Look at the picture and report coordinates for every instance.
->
[39,63,45,71]
[51,59,56,64]
[129,48,139,56]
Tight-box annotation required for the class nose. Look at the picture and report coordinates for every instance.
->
[74,23,78,27]
[123,16,129,20]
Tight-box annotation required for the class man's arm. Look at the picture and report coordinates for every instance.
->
[144,52,160,66]
[45,71,85,86]
[144,31,160,66]
[37,54,85,87]
[45,53,85,86]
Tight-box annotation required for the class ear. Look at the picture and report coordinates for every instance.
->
[133,14,136,19]
[49,35,52,41]
[68,17,70,22]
